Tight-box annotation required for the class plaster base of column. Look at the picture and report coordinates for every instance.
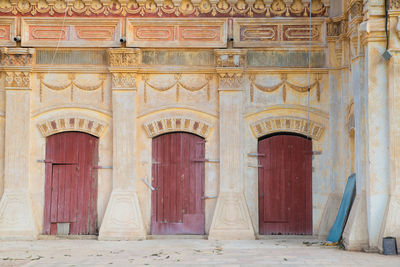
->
[342,192,368,251]
[208,192,255,240]
[378,193,400,253]
[0,191,37,240]
[99,190,146,240]
[317,192,341,238]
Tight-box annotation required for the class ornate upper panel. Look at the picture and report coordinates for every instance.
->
[0,0,329,18]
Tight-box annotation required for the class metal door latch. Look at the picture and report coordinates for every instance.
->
[141,176,156,191]
[201,196,218,199]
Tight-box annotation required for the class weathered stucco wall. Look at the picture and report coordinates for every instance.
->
[0,0,398,254]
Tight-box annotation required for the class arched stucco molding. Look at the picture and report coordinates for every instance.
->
[37,116,108,138]
[143,117,212,139]
[250,116,325,141]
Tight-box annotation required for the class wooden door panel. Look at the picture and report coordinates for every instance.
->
[50,164,78,223]
[258,134,312,235]
[152,132,205,235]
[44,132,98,235]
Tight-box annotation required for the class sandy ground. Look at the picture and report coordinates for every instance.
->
[0,238,398,266]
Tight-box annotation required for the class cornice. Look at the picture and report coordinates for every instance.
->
[0,0,329,18]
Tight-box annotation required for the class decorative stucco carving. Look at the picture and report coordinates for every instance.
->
[215,49,246,90]
[0,49,33,66]
[5,71,30,89]
[112,73,137,90]
[0,0,329,17]
[218,72,244,88]
[37,73,106,102]
[108,49,140,67]
[37,117,108,138]
[349,0,363,20]
[1,48,34,90]
[143,117,212,138]
[391,0,400,9]
[143,74,212,103]
[327,19,348,38]
[215,50,246,68]
[249,74,322,102]
[251,116,325,141]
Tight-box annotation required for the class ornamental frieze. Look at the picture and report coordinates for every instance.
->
[0,0,329,18]
[233,19,324,47]
[143,117,212,138]
[391,0,400,9]
[38,117,107,138]
[126,18,227,48]
[0,48,34,66]
[249,73,322,102]
[108,48,140,67]
[251,116,325,141]
[143,74,212,103]
[37,73,106,102]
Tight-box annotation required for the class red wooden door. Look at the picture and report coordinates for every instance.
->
[151,132,205,235]
[43,132,99,235]
[258,134,312,235]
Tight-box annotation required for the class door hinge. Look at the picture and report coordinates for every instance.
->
[248,153,265,157]
[192,159,220,163]
[248,165,263,168]
[201,195,218,199]
[93,166,112,169]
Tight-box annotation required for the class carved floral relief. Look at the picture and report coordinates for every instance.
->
[0,0,329,17]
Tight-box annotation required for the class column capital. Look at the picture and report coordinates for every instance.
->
[108,48,140,91]
[215,49,246,91]
[1,48,35,90]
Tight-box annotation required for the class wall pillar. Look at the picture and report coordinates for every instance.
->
[343,34,369,250]
[208,49,255,240]
[99,49,146,240]
[364,40,390,250]
[0,48,37,240]
[380,51,400,252]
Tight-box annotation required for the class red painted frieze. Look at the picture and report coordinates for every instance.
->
[0,0,328,18]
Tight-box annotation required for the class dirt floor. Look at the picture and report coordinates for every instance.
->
[0,238,399,266]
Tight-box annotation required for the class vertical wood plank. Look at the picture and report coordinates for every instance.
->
[50,165,59,223]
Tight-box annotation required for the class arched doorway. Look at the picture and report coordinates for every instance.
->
[43,132,99,235]
[258,133,312,235]
[151,132,205,235]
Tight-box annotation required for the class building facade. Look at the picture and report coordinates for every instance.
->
[0,0,398,253]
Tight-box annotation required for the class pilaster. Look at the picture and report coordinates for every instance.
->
[328,1,369,249]
[0,48,37,240]
[380,41,400,252]
[209,49,255,240]
[99,48,146,240]
[357,7,390,250]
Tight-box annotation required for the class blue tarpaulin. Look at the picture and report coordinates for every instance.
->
[326,174,356,243]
